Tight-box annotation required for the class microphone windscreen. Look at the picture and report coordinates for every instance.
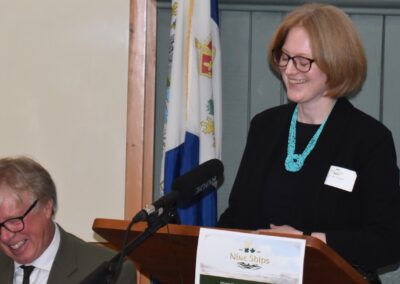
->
[171,159,224,201]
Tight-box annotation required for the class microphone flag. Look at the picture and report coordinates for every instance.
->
[160,0,222,227]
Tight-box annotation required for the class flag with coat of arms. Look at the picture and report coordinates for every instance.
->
[160,0,222,227]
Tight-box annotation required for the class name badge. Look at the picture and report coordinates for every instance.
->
[324,165,357,192]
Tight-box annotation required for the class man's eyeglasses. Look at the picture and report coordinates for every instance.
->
[272,49,315,73]
[0,199,38,235]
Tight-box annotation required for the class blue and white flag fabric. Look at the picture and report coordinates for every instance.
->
[160,0,222,227]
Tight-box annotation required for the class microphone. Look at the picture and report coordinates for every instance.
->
[99,159,224,283]
[172,158,224,202]
[132,158,224,222]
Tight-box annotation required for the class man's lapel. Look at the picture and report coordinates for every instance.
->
[0,252,15,284]
[47,226,78,284]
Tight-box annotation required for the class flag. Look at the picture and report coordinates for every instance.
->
[160,0,222,227]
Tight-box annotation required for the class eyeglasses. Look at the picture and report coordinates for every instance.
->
[0,199,38,235]
[272,49,315,73]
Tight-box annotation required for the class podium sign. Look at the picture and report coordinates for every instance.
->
[196,228,306,283]
[92,218,367,284]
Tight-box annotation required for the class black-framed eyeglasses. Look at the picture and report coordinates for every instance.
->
[272,49,315,73]
[0,199,38,235]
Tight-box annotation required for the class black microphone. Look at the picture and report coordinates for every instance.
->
[172,158,224,202]
[132,158,224,222]
[92,159,224,284]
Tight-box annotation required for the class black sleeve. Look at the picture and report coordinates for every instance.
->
[217,114,271,230]
[217,119,257,229]
[326,130,400,271]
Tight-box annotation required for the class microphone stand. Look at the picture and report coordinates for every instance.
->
[80,206,177,284]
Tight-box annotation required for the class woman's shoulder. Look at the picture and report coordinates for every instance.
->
[340,98,392,137]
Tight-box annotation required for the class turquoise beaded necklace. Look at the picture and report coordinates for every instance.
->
[284,105,330,172]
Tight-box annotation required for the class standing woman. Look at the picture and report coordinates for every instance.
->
[218,3,400,282]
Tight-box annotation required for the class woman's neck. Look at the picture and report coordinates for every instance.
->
[297,97,337,124]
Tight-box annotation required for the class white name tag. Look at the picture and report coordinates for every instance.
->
[324,165,357,192]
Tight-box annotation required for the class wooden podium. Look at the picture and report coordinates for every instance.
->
[92,218,367,284]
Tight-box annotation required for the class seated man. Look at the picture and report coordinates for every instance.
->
[0,156,136,283]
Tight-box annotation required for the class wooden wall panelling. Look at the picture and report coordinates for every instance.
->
[126,0,156,282]
[350,14,383,120]
[383,16,400,165]
[250,11,284,116]
[218,10,253,214]
[125,0,156,219]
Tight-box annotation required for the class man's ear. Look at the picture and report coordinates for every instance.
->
[43,199,54,219]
